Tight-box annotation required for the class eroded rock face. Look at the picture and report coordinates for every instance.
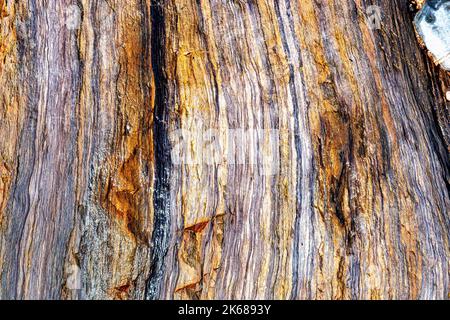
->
[414,0,450,70]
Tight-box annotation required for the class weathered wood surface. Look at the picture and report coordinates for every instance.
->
[0,0,449,300]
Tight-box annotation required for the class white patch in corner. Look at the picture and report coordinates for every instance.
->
[414,2,450,71]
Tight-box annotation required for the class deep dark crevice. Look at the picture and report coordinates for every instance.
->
[145,0,172,300]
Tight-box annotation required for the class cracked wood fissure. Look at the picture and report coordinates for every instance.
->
[0,0,449,300]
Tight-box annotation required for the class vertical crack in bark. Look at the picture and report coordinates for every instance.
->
[145,0,172,300]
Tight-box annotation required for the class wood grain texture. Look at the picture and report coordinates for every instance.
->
[0,0,449,300]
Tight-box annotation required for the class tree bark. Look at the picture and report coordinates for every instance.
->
[0,0,448,300]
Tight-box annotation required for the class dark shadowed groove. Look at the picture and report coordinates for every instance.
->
[145,0,172,300]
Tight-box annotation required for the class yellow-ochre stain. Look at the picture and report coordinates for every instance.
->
[175,223,207,299]
[0,2,15,73]
[0,1,18,225]
[168,0,219,299]
[0,161,11,220]
[250,1,298,299]
[0,0,7,18]
[78,5,157,301]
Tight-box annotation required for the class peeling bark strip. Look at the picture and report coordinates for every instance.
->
[0,0,449,300]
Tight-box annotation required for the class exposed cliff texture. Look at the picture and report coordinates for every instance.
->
[0,0,449,300]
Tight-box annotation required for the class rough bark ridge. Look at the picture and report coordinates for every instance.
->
[0,0,449,300]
